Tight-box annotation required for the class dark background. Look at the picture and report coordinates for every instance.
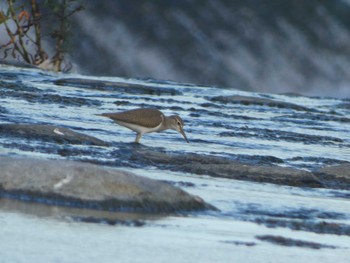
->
[5,0,350,98]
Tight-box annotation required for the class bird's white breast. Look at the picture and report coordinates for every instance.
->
[116,120,163,134]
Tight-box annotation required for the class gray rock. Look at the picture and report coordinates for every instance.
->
[0,124,108,146]
[132,151,323,188]
[314,164,350,189]
[185,163,321,187]
[0,156,214,212]
[318,163,350,179]
[54,78,181,95]
[211,95,312,111]
[256,235,337,249]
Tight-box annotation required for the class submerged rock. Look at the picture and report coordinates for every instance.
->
[131,151,322,188]
[0,156,214,213]
[211,95,312,111]
[54,78,181,95]
[254,217,350,236]
[314,163,350,189]
[188,162,321,187]
[0,124,108,146]
[70,216,146,226]
[256,235,337,249]
[219,127,343,145]
[128,149,350,190]
[317,163,350,179]
[0,105,7,114]
[0,80,101,106]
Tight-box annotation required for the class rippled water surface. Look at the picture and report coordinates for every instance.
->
[0,65,350,262]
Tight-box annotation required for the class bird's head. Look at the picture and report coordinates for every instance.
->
[168,115,189,143]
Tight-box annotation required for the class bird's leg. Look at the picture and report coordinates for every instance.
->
[135,133,142,143]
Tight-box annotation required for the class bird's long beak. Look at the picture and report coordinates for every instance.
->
[179,128,189,143]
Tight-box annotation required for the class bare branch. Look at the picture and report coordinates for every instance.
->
[6,0,32,63]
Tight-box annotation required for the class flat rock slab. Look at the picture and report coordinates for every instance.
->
[314,163,350,189]
[317,163,350,179]
[211,95,313,112]
[0,156,213,212]
[131,151,323,188]
[255,235,337,249]
[54,78,181,95]
[0,124,108,146]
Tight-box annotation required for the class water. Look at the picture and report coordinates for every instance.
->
[0,64,350,262]
[1,173,350,263]
[70,1,350,98]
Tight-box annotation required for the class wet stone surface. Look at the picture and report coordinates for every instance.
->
[255,218,350,236]
[54,78,182,95]
[256,235,337,249]
[0,80,102,107]
[273,112,350,124]
[316,163,350,179]
[0,105,7,114]
[219,127,343,145]
[69,216,146,227]
[314,163,350,190]
[232,203,350,236]
[0,156,213,213]
[0,124,108,146]
[130,150,323,188]
[0,69,350,192]
[211,95,314,111]
[0,63,349,250]
[220,240,257,247]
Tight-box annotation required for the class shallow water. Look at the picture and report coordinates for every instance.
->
[1,173,350,263]
[0,64,350,262]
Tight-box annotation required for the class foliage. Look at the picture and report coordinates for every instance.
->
[0,0,83,72]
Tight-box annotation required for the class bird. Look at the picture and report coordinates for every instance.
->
[97,108,189,144]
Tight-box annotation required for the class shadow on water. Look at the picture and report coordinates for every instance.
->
[0,198,160,226]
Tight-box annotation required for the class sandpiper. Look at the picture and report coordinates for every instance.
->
[97,108,189,143]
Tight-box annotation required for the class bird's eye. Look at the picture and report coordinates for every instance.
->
[177,121,181,126]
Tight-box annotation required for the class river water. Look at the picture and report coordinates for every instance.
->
[0,64,350,262]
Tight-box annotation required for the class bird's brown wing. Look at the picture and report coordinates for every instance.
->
[99,108,163,128]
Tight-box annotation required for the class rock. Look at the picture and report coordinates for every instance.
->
[70,216,146,226]
[256,235,337,249]
[254,218,350,236]
[219,127,343,145]
[183,162,321,188]
[314,163,350,189]
[54,78,181,95]
[317,163,350,179]
[0,124,108,146]
[273,112,350,124]
[0,80,101,106]
[132,151,322,188]
[336,103,350,110]
[0,105,7,114]
[0,156,214,212]
[211,95,312,111]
